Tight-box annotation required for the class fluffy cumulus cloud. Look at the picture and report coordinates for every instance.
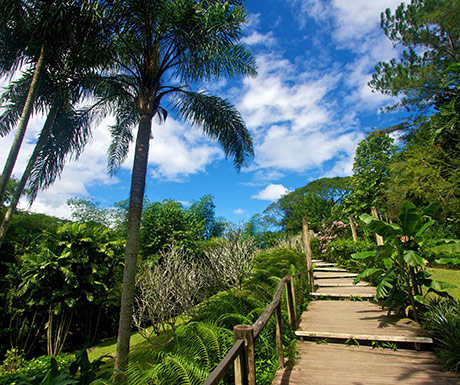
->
[233,208,245,215]
[252,184,290,201]
[1,111,224,217]
[146,118,224,181]
[237,51,361,175]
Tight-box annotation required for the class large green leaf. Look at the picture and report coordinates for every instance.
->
[428,279,456,291]
[403,250,427,267]
[352,251,377,260]
[422,202,440,218]
[430,241,460,254]
[398,202,420,236]
[353,268,381,284]
[435,258,460,265]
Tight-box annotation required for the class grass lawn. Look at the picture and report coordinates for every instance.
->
[427,266,460,300]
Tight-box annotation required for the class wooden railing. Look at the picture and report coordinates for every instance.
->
[202,271,308,385]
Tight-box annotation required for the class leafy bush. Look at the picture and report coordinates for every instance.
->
[126,322,233,385]
[353,202,460,320]
[325,238,375,273]
[422,299,460,372]
[247,247,305,299]
[0,349,108,385]
[0,353,73,385]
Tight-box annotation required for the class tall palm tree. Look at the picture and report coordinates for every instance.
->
[94,0,256,373]
[0,0,101,206]
[0,1,110,245]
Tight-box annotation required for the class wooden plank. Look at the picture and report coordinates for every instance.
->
[314,285,377,297]
[313,262,336,267]
[271,342,460,385]
[315,281,370,287]
[314,267,348,272]
[298,301,429,340]
[311,259,323,263]
[314,272,358,279]
[295,330,433,344]
[310,292,375,299]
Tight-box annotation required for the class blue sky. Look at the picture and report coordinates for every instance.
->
[0,0,405,224]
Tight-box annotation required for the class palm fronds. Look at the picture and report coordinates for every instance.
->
[173,90,254,170]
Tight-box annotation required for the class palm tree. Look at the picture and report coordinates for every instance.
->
[94,0,256,373]
[0,2,110,245]
[0,0,101,206]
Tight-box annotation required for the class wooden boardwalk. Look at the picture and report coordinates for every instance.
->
[272,260,460,385]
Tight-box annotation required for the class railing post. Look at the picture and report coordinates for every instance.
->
[298,274,304,310]
[275,303,284,367]
[285,278,296,329]
[234,325,256,385]
[303,217,314,292]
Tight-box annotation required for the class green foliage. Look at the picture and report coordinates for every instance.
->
[187,195,226,240]
[247,248,305,299]
[324,238,376,273]
[386,125,460,232]
[353,202,460,319]
[369,0,460,114]
[0,350,108,385]
[7,223,124,355]
[422,299,460,371]
[265,177,351,233]
[140,197,224,261]
[0,354,73,385]
[348,132,397,215]
[126,322,233,385]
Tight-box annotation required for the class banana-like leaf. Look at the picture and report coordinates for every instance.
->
[399,202,420,236]
[428,279,456,291]
[435,258,460,265]
[430,242,460,254]
[403,250,427,267]
[353,268,381,284]
[352,251,377,260]
[414,295,429,305]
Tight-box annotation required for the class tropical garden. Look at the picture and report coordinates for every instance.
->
[0,0,459,384]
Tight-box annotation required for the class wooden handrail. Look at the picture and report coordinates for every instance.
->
[202,271,308,385]
[253,276,289,338]
[202,339,245,385]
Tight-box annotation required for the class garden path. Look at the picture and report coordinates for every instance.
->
[271,260,460,385]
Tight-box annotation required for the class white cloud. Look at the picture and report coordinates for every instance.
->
[252,184,290,201]
[146,118,224,181]
[233,208,245,215]
[242,31,277,47]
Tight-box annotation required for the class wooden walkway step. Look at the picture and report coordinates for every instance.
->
[315,278,370,287]
[312,285,376,299]
[272,342,460,385]
[313,267,348,272]
[313,262,335,267]
[297,301,430,346]
[311,259,323,263]
[314,272,358,279]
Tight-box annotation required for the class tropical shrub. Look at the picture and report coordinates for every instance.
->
[247,247,305,300]
[6,223,124,356]
[422,299,460,372]
[0,349,107,385]
[126,322,233,385]
[325,238,376,273]
[353,202,460,321]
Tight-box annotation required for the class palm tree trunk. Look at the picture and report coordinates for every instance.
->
[0,105,58,246]
[0,44,46,206]
[114,113,152,376]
